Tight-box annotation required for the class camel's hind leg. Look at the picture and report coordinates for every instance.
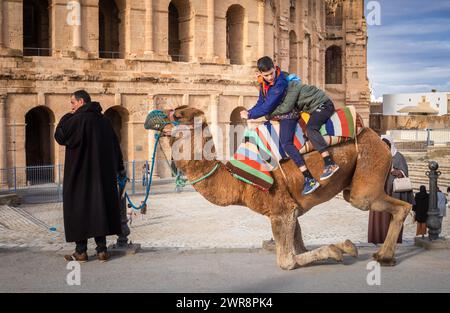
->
[369,195,411,265]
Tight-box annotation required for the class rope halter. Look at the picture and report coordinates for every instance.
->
[144,109,179,131]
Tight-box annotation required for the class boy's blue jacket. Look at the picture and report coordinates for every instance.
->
[247,71,288,119]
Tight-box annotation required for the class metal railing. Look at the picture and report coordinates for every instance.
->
[23,47,52,57]
[99,51,122,59]
[387,129,450,148]
[0,161,182,204]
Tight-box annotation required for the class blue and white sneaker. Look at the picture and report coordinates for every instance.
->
[302,177,320,195]
[320,163,340,181]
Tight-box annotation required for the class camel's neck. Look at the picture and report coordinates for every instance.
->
[170,126,244,206]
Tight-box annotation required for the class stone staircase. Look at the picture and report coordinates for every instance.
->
[334,160,449,200]
[408,161,450,191]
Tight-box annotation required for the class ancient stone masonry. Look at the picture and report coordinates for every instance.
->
[0,0,369,179]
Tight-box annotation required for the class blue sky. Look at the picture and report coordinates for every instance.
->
[367,0,450,100]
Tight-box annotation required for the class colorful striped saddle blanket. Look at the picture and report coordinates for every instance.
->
[225,106,358,191]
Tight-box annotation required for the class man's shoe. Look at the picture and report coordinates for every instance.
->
[97,251,110,263]
[302,177,320,195]
[320,163,340,181]
[64,252,88,263]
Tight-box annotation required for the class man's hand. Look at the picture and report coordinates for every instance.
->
[240,110,249,120]
[391,169,404,178]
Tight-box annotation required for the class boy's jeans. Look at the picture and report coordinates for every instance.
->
[306,99,335,153]
[279,99,335,167]
[279,118,306,167]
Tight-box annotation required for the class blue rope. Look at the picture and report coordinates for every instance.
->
[118,132,162,211]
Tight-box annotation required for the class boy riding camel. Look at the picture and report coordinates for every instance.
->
[240,56,339,195]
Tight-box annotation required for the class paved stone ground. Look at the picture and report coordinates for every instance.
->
[1,246,450,293]
[0,185,449,252]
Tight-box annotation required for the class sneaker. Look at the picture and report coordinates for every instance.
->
[302,177,320,195]
[320,163,340,181]
[64,252,88,263]
[97,251,110,263]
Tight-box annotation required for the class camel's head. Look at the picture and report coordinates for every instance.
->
[145,106,214,161]
[144,105,207,138]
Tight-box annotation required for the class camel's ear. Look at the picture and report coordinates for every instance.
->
[173,106,206,123]
[173,105,189,120]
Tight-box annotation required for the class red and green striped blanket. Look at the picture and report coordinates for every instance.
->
[225,106,357,191]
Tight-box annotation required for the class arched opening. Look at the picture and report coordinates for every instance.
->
[25,107,55,184]
[168,0,192,62]
[104,106,129,161]
[326,2,343,27]
[23,0,50,56]
[226,5,245,65]
[326,45,342,84]
[229,107,247,155]
[289,31,297,74]
[99,0,121,58]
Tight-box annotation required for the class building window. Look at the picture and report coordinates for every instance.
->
[325,46,342,84]
[99,0,122,59]
[168,1,192,62]
[226,5,245,65]
[290,0,296,23]
[326,2,343,27]
[305,33,312,83]
[23,0,51,56]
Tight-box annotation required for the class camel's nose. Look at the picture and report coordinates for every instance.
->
[144,109,171,131]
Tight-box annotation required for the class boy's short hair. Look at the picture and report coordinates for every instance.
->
[71,90,91,104]
[257,56,274,72]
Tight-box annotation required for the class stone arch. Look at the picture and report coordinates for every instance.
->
[99,0,122,58]
[104,106,129,161]
[168,0,192,62]
[23,0,50,56]
[325,45,342,84]
[226,4,245,65]
[289,30,297,74]
[25,106,55,184]
[229,107,247,155]
[326,2,343,27]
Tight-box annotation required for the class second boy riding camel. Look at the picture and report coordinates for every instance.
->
[240,56,340,195]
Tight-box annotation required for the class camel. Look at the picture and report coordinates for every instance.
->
[150,106,412,270]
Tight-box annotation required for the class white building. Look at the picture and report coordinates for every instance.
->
[383,92,450,116]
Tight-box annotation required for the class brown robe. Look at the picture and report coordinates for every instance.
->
[368,151,414,244]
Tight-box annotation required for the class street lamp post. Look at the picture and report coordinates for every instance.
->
[426,161,442,240]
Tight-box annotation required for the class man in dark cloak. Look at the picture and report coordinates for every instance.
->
[368,135,414,244]
[55,90,124,262]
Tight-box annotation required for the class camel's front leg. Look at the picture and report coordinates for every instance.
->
[293,219,308,254]
[271,212,344,270]
[270,213,298,270]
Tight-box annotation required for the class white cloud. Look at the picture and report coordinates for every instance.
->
[368,18,450,37]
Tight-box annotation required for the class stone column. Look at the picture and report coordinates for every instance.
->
[147,94,158,177]
[0,94,7,173]
[72,0,82,50]
[257,0,265,57]
[0,0,4,48]
[206,0,214,59]
[209,94,221,159]
[144,0,154,55]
